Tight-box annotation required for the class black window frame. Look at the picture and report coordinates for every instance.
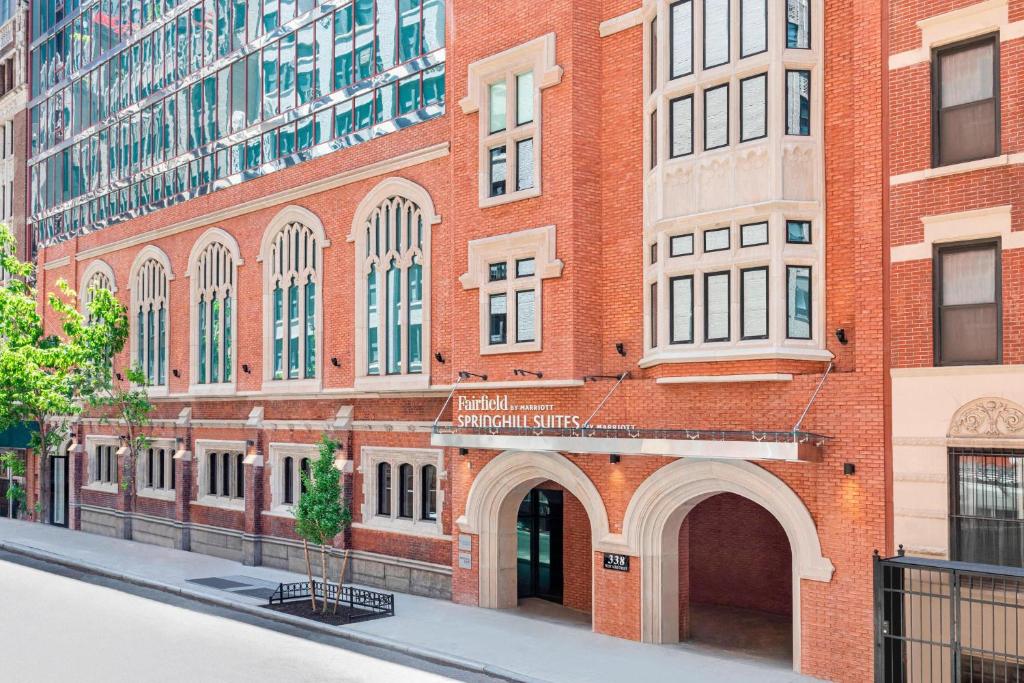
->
[703,226,730,253]
[669,93,694,159]
[785,0,811,50]
[785,69,811,136]
[650,109,659,168]
[786,264,813,340]
[650,16,658,94]
[739,72,768,142]
[786,219,812,244]
[670,233,695,257]
[703,270,731,342]
[488,292,508,345]
[740,221,769,247]
[739,0,768,59]
[933,238,1002,367]
[702,0,730,70]
[650,281,658,348]
[669,0,694,80]
[515,289,537,344]
[515,257,536,278]
[669,274,694,345]
[421,464,437,521]
[949,447,1024,568]
[377,461,391,516]
[703,82,730,151]
[488,145,507,197]
[740,265,770,340]
[931,33,1000,169]
[398,463,414,519]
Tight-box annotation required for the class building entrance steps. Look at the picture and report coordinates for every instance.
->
[0,518,822,683]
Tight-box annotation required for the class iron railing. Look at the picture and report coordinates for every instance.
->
[268,581,394,620]
[875,548,1024,682]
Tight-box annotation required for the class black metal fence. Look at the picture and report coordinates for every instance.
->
[875,548,1024,682]
[268,581,394,620]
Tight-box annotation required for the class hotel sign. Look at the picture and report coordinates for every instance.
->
[455,394,635,431]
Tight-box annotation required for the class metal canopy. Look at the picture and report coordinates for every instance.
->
[430,425,827,462]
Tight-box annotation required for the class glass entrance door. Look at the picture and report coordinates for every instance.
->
[51,454,68,527]
[516,488,563,603]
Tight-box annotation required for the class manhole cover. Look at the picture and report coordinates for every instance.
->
[186,577,250,590]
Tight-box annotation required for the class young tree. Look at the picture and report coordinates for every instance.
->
[294,436,351,613]
[0,451,26,517]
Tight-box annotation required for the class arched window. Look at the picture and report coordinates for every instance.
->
[130,248,172,388]
[377,462,392,515]
[208,452,218,494]
[283,456,295,504]
[190,233,238,387]
[80,260,117,321]
[421,464,437,521]
[300,457,311,495]
[352,181,437,389]
[261,209,325,387]
[398,463,414,518]
[235,453,245,499]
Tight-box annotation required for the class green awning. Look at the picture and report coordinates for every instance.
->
[0,422,37,449]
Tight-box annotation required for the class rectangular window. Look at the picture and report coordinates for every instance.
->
[786,265,812,339]
[933,35,999,167]
[786,220,811,243]
[670,0,693,79]
[489,146,507,197]
[935,241,1000,365]
[703,0,730,69]
[669,275,694,344]
[741,0,767,57]
[516,138,535,191]
[741,221,768,247]
[950,448,1024,568]
[704,83,729,150]
[741,267,769,339]
[704,271,730,342]
[488,81,507,134]
[516,72,534,125]
[786,70,811,136]
[740,73,767,141]
[650,282,658,348]
[786,0,810,49]
[670,95,693,158]
[516,258,536,278]
[489,293,507,345]
[650,110,658,168]
[650,17,658,93]
[704,226,730,252]
[489,262,507,282]
[516,290,536,343]
[670,234,694,257]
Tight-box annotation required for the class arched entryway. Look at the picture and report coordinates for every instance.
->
[458,450,609,620]
[621,459,833,672]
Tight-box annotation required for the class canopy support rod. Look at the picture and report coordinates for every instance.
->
[432,375,464,432]
[793,361,833,436]
[583,371,631,428]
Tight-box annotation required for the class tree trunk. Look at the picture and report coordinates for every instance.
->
[320,543,329,614]
[332,549,350,615]
[36,421,51,524]
[302,539,316,611]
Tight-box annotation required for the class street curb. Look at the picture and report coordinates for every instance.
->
[0,540,545,683]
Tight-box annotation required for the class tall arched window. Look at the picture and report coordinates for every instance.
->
[80,260,117,321]
[421,464,438,521]
[130,248,173,389]
[377,462,392,516]
[261,208,326,388]
[352,180,438,390]
[283,456,295,504]
[398,463,414,518]
[189,231,239,388]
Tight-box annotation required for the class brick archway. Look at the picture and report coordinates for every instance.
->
[457,450,610,611]
[620,459,833,671]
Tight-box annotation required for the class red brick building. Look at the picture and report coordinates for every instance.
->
[26,0,888,680]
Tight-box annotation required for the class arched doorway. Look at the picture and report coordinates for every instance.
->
[621,459,833,672]
[458,451,609,621]
[681,493,793,663]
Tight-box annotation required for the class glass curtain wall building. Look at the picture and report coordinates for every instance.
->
[29,0,446,249]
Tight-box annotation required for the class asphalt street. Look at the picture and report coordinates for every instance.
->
[0,550,502,683]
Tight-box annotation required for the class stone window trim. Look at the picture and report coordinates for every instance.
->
[186,228,244,397]
[136,438,177,502]
[257,205,329,395]
[84,434,121,494]
[460,225,563,355]
[348,178,439,392]
[268,442,320,517]
[642,209,829,366]
[128,245,174,397]
[888,0,1024,71]
[78,258,118,313]
[459,33,563,209]
[359,446,445,538]
[194,439,248,511]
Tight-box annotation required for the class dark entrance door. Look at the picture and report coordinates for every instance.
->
[51,453,68,527]
[516,488,563,603]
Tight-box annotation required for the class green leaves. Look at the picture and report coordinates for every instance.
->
[294,435,352,547]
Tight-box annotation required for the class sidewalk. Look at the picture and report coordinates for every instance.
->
[0,518,820,683]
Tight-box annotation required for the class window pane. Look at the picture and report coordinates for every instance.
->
[942,247,996,305]
[387,263,402,374]
[288,283,299,378]
[399,0,422,63]
[650,282,658,348]
[516,138,534,191]
[516,290,536,343]
[941,306,998,364]
[515,258,535,278]
[786,220,811,243]
[273,286,284,378]
[421,465,437,521]
[367,269,379,374]
[670,276,693,343]
[786,0,810,49]
[705,272,730,341]
[489,146,507,196]
[670,234,694,257]
[670,95,693,158]
[408,261,423,373]
[741,74,767,141]
[422,0,444,53]
[786,70,810,135]
[787,266,812,339]
[940,100,996,166]
[670,0,692,78]
[377,462,391,515]
[489,262,507,281]
[304,280,316,378]
[515,72,534,126]
[488,81,506,134]
[704,84,728,149]
[703,0,729,68]
[489,293,507,345]
[941,42,993,107]
[704,227,730,252]
[741,0,767,56]
[742,268,768,338]
[954,451,1024,567]
[376,0,398,72]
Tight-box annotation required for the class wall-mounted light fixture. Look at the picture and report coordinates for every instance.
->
[331,357,340,367]
[458,371,488,381]
[512,369,543,379]
[459,448,469,456]
[242,363,251,374]
[615,342,626,357]
[246,440,257,458]
[843,462,856,476]
[172,369,180,378]
[609,454,621,464]
[115,372,123,381]
[434,352,446,364]
[835,328,849,345]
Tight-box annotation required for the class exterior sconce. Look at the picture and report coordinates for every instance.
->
[242,363,251,374]
[609,454,621,464]
[615,342,626,357]
[172,369,181,378]
[331,357,340,367]
[434,352,445,364]
[835,328,848,345]
[843,463,856,476]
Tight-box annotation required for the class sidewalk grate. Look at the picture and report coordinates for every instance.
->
[186,577,250,590]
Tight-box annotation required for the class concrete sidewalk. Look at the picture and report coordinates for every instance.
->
[0,518,820,683]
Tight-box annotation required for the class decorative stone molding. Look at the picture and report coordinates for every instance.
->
[891,204,1024,263]
[888,0,1024,70]
[949,398,1024,438]
[359,446,446,539]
